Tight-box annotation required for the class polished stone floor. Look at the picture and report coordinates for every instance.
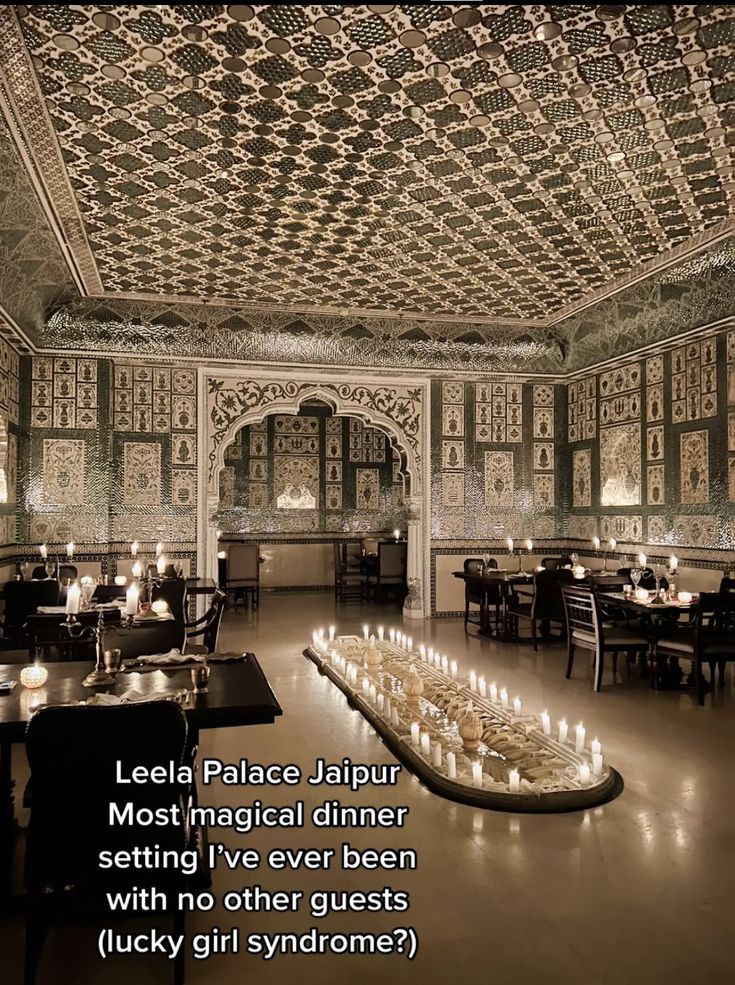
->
[3,591,734,984]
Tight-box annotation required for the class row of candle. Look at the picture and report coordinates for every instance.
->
[39,541,169,561]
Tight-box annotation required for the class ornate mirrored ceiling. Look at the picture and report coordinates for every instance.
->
[1,3,733,330]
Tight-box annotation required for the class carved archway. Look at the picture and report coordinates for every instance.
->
[199,372,429,619]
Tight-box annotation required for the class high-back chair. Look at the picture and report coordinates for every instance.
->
[57,564,78,582]
[102,619,186,661]
[226,543,260,609]
[655,592,735,704]
[561,583,648,691]
[24,701,198,985]
[462,557,501,634]
[333,543,363,603]
[362,537,379,556]
[152,577,187,623]
[185,589,227,654]
[91,583,127,603]
[507,567,570,649]
[376,541,407,603]
[0,580,60,648]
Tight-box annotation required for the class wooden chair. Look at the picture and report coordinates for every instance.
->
[463,558,489,632]
[185,589,227,654]
[561,583,649,691]
[654,592,735,705]
[507,567,571,650]
[226,544,260,609]
[29,609,122,662]
[24,701,201,985]
[333,543,364,603]
[102,619,186,661]
[152,578,188,623]
[375,541,407,603]
[541,556,572,570]
[91,583,127,603]
[0,580,60,649]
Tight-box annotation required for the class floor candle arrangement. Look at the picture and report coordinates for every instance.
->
[305,628,620,812]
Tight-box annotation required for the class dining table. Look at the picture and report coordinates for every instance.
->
[0,655,282,892]
[453,569,535,641]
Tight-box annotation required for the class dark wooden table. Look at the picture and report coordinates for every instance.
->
[185,577,217,596]
[0,656,282,886]
[453,569,534,640]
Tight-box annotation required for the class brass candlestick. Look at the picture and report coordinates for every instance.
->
[81,610,116,688]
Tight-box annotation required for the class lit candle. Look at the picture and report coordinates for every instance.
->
[489,682,498,702]
[389,628,396,644]
[65,581,81,615]
[362,678,370,698]
[590,737,602,757]
[363,624,369,640]
[592,536,600,551]
[575,722,586,753]
[384,696,391,719]
[441,656,449,674]
[525,539,533,552]
[39,543,47,560]
[478,676,487,698]
[131,541,139,557]
[421,732,431,756]
[500,688,509,708]
[157,554,167,576]
[670,555,679,573]
[592,753,603,776]
[20,663,48,689]
[427,647,434,662]
[391,706,400,727]
[608,538,617,551]
[638,553,647,567]
[419,644,426,661]
[432,741,442,767]
[450,660,458,679]
[377,693,384,712]
[378,626,384,642]
[579,763,591,787]
[155,542,164,557]
[410,722,420,747]
[66,541,74,559]
[407,636,413,652]
[434,653,441,668]
[329,625,335,641]
[509,769,520,794]
[541,710,551,735]
[513,696,522,716]
[369,684,377,705]
[507,536,514,554]
[317,627,324,640]
[558,718,568,744]
[472,762,483,788]
[446,751,457,779]
[369,634,375,648]
[125,582,139,616]
[394,528,400,541]
[469,670,477,692]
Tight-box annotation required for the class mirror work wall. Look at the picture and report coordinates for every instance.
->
[216,403,406,535]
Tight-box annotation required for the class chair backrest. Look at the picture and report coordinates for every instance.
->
[589,573,631,593]
[696,592,735,648]
[1,580,61,636]
[198,589,228,653]
[345,543,362,567]
[531,568,565,620]
[378,541,406,579]
[228,543,260,583]
[152,578,187,622]
[464,558,484,576]
[362,538,379,556]
[561,583,601,643]
[58,564,78,581]
[102,619,186,660]
[541,557,561,570]
[92,583,127,602]
[718,577,735,593]
[25,701,189,893]
[333,542,343,572]
[31,565,52,580]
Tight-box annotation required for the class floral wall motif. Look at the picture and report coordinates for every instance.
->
[600,424,642,507]
[41,439,85,506]
[0,337,20,551]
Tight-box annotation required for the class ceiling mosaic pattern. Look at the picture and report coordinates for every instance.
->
[5,3,735,325]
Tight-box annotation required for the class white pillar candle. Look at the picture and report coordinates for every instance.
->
[575,722,586,754]
[608,538,616,551]
[362,679,370,698]
[155,542,164,557]
[446,751,457,779]
[329,625,335,641]
[39,543,48,560]
[363,624,369,640]
[369,634,375,648]
[132,560,143,579]
[441,656,449,674]
[513,696,522,716]
[509,769,521,794]
[377,693,384,713]
[317,627,324,640]
[472,762,483,789]
[469,670,477,692]
[558,718,568,744]
[394,528,400,541]
[592,536,600,551]
[592,753,603,776]
[419,644,426,661]
[65,581,81,615]
[541,710,551,735]
[131,541,139,557]
[432,741,442,767]
[125,583,139,616]
[157,555,167,575]
[434,653,441,668]
[427,647,434,662]
[389,628,396,644]
[478,676,487,698]
[590,737,602,757]
[526,539,533,552]
[66,541,75,560]
[312,631,319,645]
[391,706,400,727]
[420,732,431,756]
[489,682,498,702]
[500,688,509,708]
[450,660,458,679]
[507,537,514,554]
[407,636,413,652]
[378,626,384,642]
[369,684,377,705]
[384,696,391,719]
[410,722,420,747]
[638,553,647,567]
[670,556,678,573]
[579,763,591,787]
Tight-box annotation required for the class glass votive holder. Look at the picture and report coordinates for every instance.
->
[20,664,48,689]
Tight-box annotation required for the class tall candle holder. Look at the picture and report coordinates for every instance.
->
[60,610,115,687]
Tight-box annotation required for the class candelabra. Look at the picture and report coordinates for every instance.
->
[60,610,116,688]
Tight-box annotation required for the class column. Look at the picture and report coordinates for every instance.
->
[403,495,424,620]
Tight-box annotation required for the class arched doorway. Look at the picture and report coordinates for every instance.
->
[198,371,429,619]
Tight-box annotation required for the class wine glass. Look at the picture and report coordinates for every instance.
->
[482,552,490,571]
[570,552,578,567]
[631,568,641,592]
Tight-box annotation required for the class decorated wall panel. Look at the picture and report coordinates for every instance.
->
[567,328,734,551]
[216,405,404,536]
[0,337,20,549]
